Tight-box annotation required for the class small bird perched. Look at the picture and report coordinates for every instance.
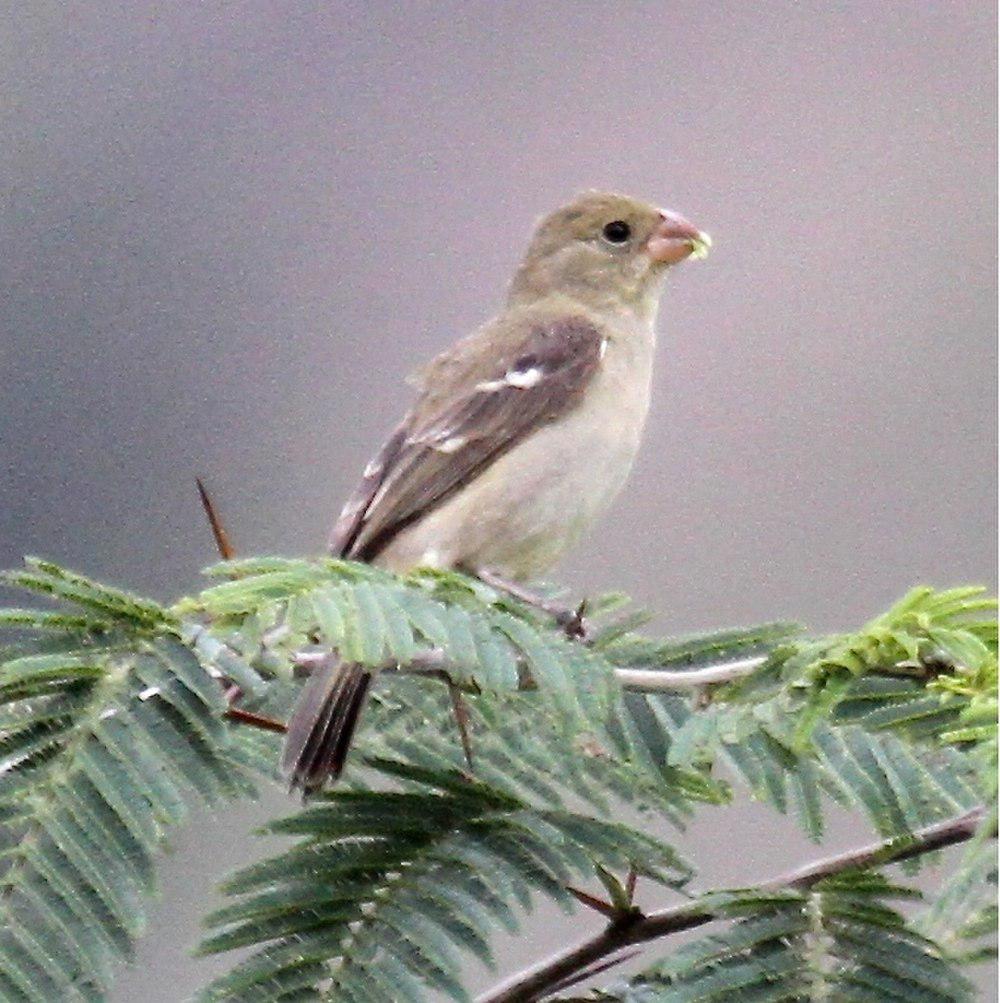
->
[283,191,710,792]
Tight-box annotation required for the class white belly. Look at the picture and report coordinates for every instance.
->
[376,331,655,578]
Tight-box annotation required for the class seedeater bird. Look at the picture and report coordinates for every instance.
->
[283,191,710,792]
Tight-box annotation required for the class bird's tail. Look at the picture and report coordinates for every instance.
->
[281,658,372,794]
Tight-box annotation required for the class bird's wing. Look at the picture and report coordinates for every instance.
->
[329,315,605,561]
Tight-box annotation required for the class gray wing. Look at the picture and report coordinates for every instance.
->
[329,316,605,562]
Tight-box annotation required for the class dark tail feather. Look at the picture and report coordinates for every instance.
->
[282,659,372,794]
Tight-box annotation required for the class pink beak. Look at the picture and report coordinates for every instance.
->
[646,209,712,265]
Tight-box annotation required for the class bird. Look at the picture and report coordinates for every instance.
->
[282,190,710,793]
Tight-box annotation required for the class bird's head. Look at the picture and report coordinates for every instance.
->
[508,191,710,314]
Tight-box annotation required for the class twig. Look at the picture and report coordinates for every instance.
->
[196,477,236,560]
[189,626,770,753]
[224,706,288,734]
[191,631,773,745]
[181,623,289,735]
[612,656,768,691]
[476,806,991,1003]
[374,645,769,694]
[190,606,770,700]
[477,568,590,641]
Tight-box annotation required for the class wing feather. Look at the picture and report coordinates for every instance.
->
[330,316,604,562]
[328,423,408,556]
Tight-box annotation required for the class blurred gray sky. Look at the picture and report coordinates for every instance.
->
[1,2,995,1000]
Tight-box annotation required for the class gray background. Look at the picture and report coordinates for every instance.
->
[1,2,995,1000]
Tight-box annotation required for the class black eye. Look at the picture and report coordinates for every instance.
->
[601,220,631,244]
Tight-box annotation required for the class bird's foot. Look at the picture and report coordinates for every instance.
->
[554,599,589,641]
[476,568,591,642]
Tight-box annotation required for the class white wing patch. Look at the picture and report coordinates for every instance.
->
[506,366,543,388]
[476,365,544,393]
[435,435,467,454]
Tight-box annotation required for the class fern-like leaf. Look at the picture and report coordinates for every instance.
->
[199,756,690,1002]
[570,872,975,1002]
[0,562,257,1000]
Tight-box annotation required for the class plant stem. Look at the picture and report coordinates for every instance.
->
[384,646,769,692]
[476,806,991,1003]
[612,656,768,690]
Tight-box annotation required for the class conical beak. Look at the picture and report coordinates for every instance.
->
[646,209,712,265]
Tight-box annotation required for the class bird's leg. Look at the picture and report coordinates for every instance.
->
[446,680,475,773]
[475,567,590,641]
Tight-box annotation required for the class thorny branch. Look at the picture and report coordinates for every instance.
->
[187,485,995,1002]
[475,806,993,1003]
[292,644,768,694]
[189,478,770,716]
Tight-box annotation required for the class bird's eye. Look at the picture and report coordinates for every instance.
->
[601,220,632,244]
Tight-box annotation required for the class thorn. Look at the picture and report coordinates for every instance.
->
[447,680,475,771]
[196,477,236,560]
[565,885,618,918]
[224,706,288,734]
[625,866,637,904]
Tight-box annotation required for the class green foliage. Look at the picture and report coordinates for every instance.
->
[641,585,997,845]
[800,587,996,682]
[0,557,995,1002]
[569,873,976,1002]
[917,812,998,965]
[786,586,997,749]
[179,558,621,724]
[199,757,689,1002]
[0,560,261,1001]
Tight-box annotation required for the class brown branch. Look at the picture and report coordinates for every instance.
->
[545,949,642,996]
[476,806,991,1003]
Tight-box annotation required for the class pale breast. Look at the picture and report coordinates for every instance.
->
[375,326,656,578]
